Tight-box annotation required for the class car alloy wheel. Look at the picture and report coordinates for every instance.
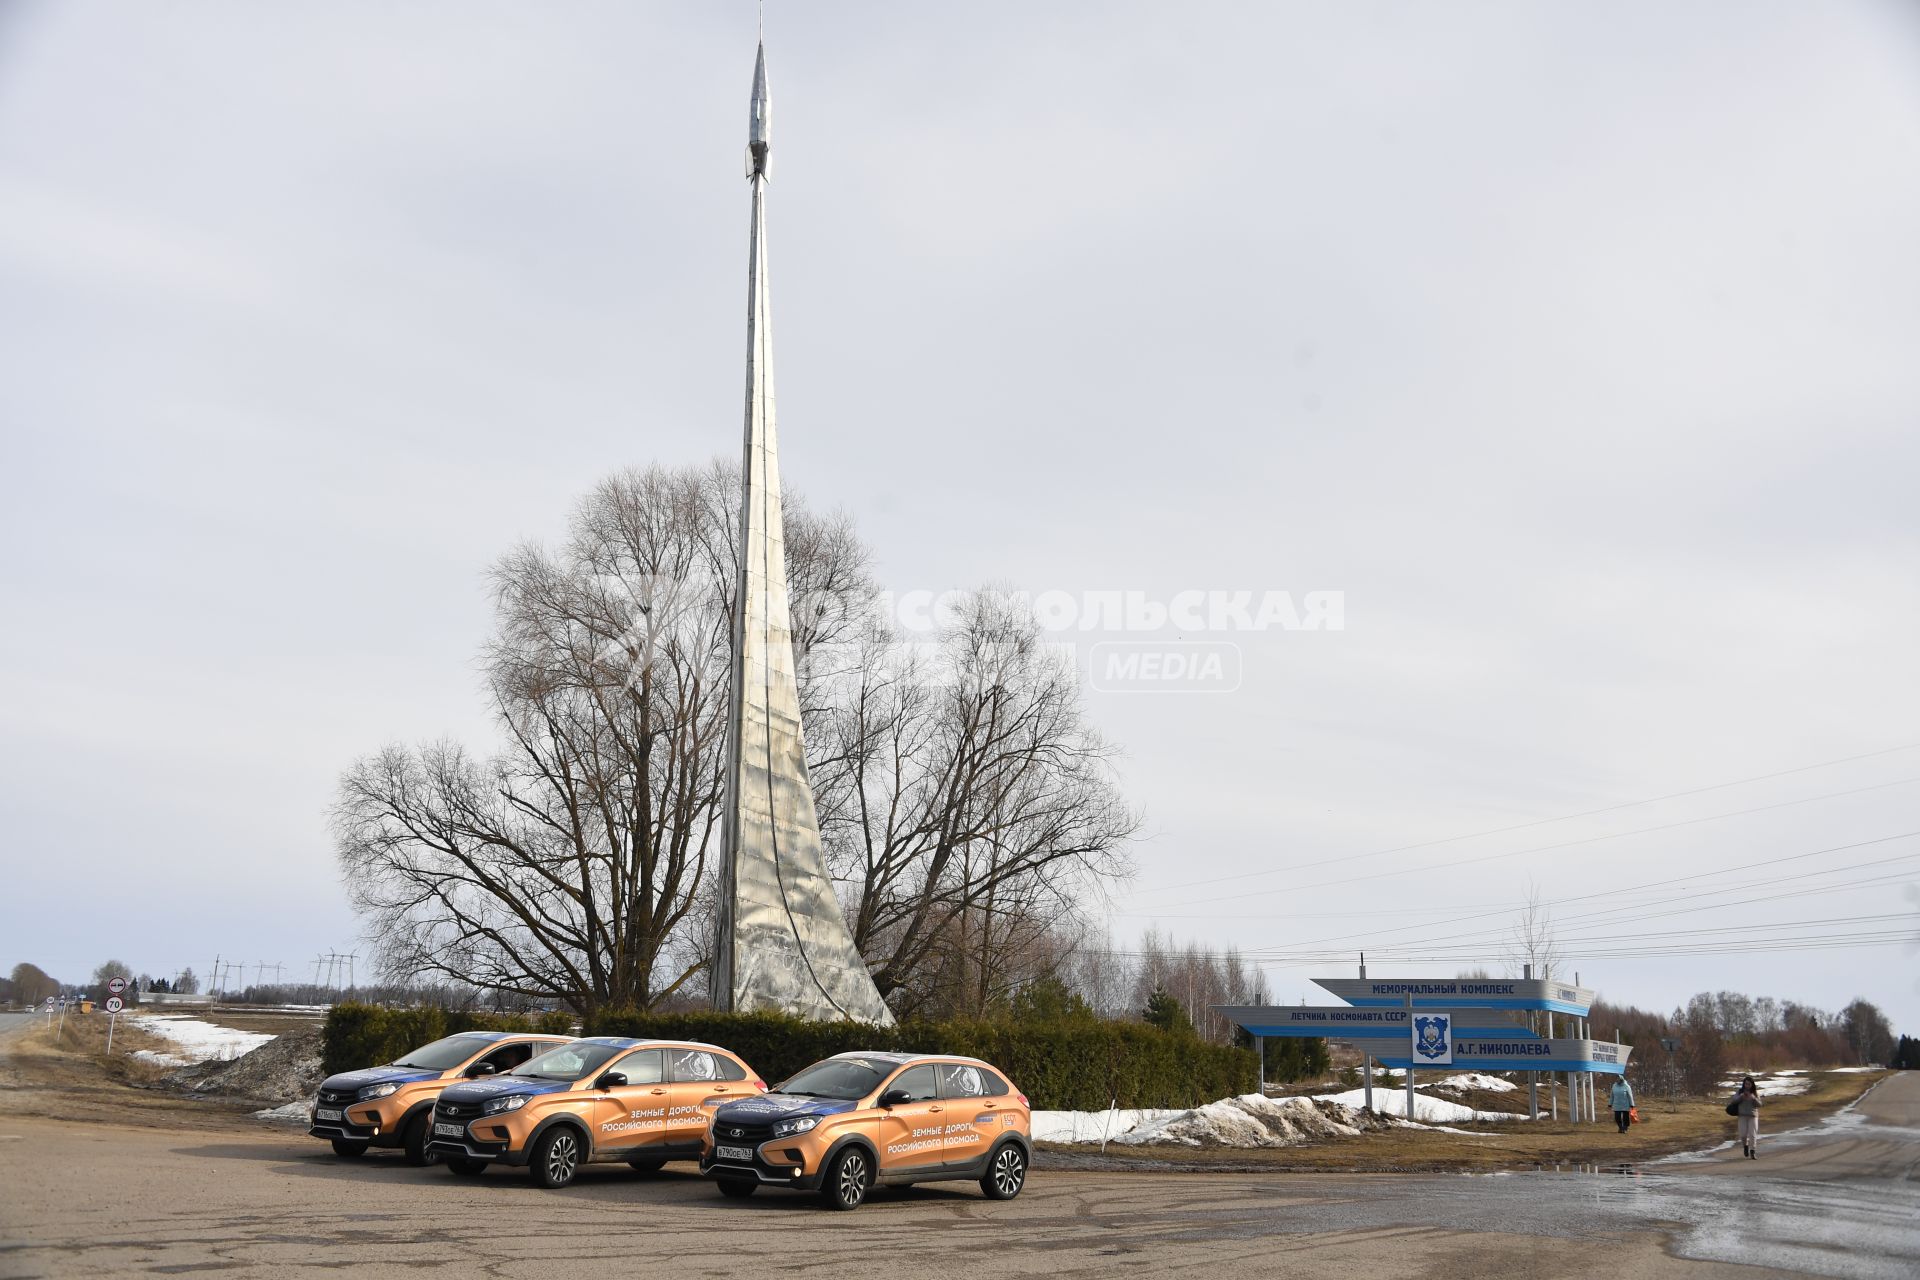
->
[830,1149,868,1210]
[988,1146,1026,1199]
[539,1130,581,1188]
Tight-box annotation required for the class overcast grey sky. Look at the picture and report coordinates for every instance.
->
[2,2,1917,1028]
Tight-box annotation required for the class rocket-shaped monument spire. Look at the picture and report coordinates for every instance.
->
[746,40,771,178]
[715,40,893,1025]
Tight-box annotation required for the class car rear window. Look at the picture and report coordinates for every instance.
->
[940,1063,1007,1098]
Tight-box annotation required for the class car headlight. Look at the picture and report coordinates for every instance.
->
[771,1115,819,1137]
[482,1094,529,1115]
[356,1082,400,1100]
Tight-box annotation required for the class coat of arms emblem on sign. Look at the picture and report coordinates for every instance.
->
[1414,1015,1450,1060]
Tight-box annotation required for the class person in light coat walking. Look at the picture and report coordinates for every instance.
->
[1610,1077,1635,1133]
[1733,1076,1762,1158]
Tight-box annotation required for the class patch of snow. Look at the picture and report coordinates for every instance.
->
[254,1101,310,1124]
[128,1014,274,1063]
[1426,1072,1519,1094]
[1113,1094,1374,1147]
[1031,1108,1183,1144]
[1313,1088,1521,1124]
[1717,1074,1812,1097]
[1827,1067,1882,1073]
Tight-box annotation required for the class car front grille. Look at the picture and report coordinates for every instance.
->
[318,1089,354,1107]
[715,1122,775,1145]
[435,1100,482,1123]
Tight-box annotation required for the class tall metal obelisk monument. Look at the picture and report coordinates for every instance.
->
[714,42,894,1025]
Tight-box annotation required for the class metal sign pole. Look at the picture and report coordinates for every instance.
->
[1404,993,1416,1122]
[1360,954,1373,1112]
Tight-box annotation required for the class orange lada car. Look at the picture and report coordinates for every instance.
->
[426,1037,766,1187]
[309,1030,573,1164]
[701,1051,1032,1210]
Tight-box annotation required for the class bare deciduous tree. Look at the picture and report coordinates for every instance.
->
[812,590,1138,1018]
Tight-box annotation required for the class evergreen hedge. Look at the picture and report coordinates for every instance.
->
[582,1008,1258,1111]
[321,1004,1261,1109]
[322,1003,575,1075]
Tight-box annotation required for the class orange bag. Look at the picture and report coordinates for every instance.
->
[1629,1106,1640,1124]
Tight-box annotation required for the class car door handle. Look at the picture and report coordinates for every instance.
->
[650,1087,667,1095]
[928,1105,943,1113]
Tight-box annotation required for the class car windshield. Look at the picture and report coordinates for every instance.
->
[390,1034,497,1071]
[512,1042,628,1082]
[774,1058,890,1101]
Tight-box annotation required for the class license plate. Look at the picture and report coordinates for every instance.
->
[315,1108,342,1122]
[715,1145,753,1162]
[434,1122,464,1137]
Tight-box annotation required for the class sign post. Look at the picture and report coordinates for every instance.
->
[104,978,127,1053]
[1404,994,1416,1121]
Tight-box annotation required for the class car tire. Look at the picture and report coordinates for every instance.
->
[531,1126,584,1189]
[330,1139,369,1158]
[402,1113,439,1167]
[446,1157,489,1176]
[980,1142,1027,1201]
[821,1146,870,1211]
[627,1156,667,1175]
[716,1177,757,1198]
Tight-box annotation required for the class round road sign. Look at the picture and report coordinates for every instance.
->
[105,996,124,1014]
[43,997,55,1010]
[107,976,128,995]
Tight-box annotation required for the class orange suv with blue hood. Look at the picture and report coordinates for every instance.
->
[702,1051,1031,1209]
[427,1036,765,1187]
[309,1030,572,1164]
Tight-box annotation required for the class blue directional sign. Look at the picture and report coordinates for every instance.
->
[1311,977,1593,1016]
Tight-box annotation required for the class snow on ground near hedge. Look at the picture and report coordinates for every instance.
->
[128,1014,275,1066]
[1030,1108,1185,1144]
[1719,1073,1813,1096]
[1034,1087,1524,1148]
[1311,1088,1521,1124]
[1113,1095,1376,1147]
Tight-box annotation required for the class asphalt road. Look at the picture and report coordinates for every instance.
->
[1,1073,1914,1279]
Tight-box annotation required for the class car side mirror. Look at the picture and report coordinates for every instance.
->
[878,1088,912,1108]
[594,1071,627,1090]
[466,1062,498,1077]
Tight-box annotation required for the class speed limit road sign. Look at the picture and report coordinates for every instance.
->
[105,996,124,1014]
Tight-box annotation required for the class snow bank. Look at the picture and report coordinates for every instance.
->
[1113,1094,1375,1147]
[129,1014,275,1064]
[1034,1091,1509,1149]
[1312,1088,1520,1124]
[1427,1072,1519,1094]
[254,1101,310,1124]
[1031,1108,1183,1144]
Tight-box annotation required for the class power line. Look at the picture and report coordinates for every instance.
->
[1135,778,1920,915]
[1251,836,1920,956]
[1117,741,1920,902]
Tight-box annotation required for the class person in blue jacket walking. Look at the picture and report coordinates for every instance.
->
[1610,1077,1636,1133]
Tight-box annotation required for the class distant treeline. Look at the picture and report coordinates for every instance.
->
[1595,990,1899,1094]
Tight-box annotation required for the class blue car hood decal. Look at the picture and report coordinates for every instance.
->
[321,1065,441,1091]
[714,1094,858,1124]
[436,1076,575,1106]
